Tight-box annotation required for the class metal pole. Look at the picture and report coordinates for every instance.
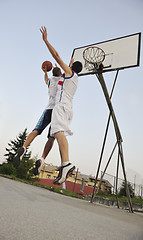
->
[92,141,118,199]
[115,149,120,208]
[91,114,111,202]
[109,70,119,99]
[91,71,119,202]
[113,176,115,195]
[134,175,136,197]
[95,71,133,212]
[73,168,78,192]
[96,72,122,142]
[118,142,133,212]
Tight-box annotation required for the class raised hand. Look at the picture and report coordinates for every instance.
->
[40,26,47,42]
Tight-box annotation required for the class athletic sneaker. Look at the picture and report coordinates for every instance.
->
[32,159,42,176]
[53,163,75,185]
[13,147,26,168]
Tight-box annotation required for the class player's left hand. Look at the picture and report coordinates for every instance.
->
[40,26,47,42]
[42,65,48,72]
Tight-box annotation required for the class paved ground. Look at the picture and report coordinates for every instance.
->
[0,176,143,240]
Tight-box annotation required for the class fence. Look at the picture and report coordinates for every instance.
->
[102,171,143,198]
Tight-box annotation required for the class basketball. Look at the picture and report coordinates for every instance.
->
[42,61,53,72]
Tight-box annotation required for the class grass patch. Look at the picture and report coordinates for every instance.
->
[96,192,143,205]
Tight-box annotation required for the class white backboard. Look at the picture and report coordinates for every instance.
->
[72,33,141,76]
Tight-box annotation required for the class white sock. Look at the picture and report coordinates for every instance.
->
[62,161,70,167]
[19,146,26,160]
[38,157,45,170]
[40,157,45,165]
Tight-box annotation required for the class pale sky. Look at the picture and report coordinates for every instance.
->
[0,0,143,184]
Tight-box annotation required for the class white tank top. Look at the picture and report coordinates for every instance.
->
[55,71,78,108]
[46,76,61,109]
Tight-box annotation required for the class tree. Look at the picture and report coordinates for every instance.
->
[119,181,134,198]
[4,128,30,163]
[1,129,37,181]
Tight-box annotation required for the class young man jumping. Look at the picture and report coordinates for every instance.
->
[40,26,82,184]
[13,64,61,171]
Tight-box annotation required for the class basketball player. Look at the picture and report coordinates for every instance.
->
[13,64,61,171]
[40,26,82,184]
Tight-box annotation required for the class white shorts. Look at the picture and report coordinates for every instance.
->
[51,104,73,136]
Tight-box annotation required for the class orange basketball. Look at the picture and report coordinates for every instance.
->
[42,61,52,72]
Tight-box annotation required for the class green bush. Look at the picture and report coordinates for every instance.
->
[0,158,35,181]
[0,163,16,175]
[15,158,34,180]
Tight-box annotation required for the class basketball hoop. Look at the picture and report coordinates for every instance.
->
[83,46,105,72]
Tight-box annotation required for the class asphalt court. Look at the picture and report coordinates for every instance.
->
[0,176,143,240]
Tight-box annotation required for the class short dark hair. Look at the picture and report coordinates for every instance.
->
[72,61,83,74]
[52,67,61,76]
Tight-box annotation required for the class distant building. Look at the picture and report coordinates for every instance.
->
[38,163,112,194]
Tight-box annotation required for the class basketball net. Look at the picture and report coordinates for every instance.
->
[83,46,105,72]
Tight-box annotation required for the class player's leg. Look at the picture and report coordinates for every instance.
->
[53,131,75,185]
[23,130,39,148]
[55,131,69,164]
[50,105,75,184]
[13,109,52,167]
[33,136,55,176]
[42,137,55,159]
[13,130,38,168]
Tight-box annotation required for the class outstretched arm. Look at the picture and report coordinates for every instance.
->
[40,26,72,77]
